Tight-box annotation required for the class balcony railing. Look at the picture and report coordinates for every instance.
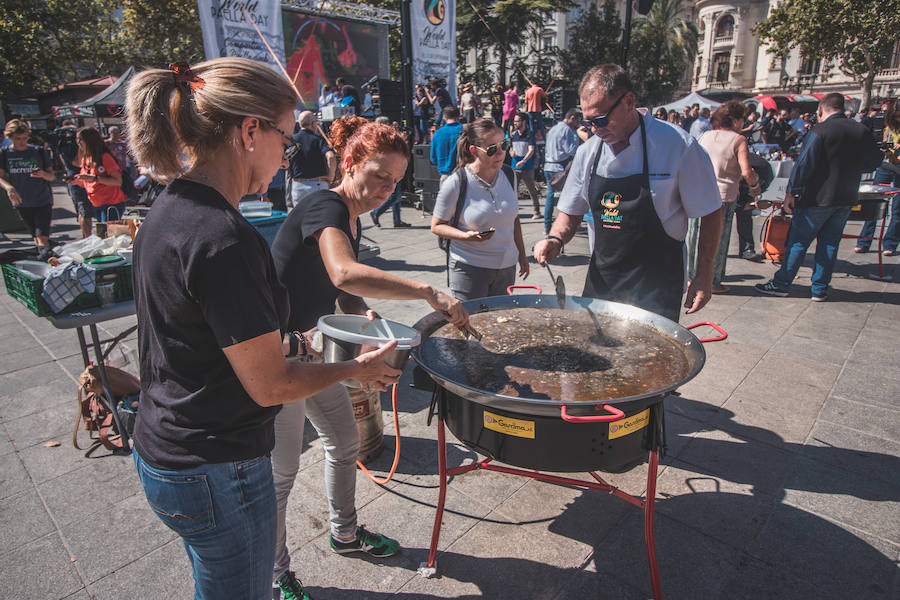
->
[713,35,734,46]
[875,67,899,79]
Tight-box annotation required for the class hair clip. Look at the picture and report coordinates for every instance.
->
[169,62,205,92]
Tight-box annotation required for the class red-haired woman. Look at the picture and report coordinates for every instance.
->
[66,127,127,222]
[267,116,468,598]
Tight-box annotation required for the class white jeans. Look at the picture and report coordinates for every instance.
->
[290,180,329,208]
[272,381,360,580]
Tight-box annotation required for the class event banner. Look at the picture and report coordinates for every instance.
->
[410,0,456,103]
[198,0,286,72]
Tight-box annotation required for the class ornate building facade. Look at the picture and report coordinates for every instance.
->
[690,0,900,100]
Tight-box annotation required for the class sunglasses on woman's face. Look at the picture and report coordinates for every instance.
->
[267,121,299,161]
[581,92,628,130]
[474,139,510,157]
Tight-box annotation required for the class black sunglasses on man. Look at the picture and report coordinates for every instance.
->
[581,92,628,130]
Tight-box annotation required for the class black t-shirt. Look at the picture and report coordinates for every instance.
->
[764,119,793,146]
[0,145,53,207]
[270,190,360,332]
[290,129,331,180]
[132,179,289,469]
[435,87,453,110]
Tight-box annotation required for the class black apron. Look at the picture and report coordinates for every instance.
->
[583,115,685,322]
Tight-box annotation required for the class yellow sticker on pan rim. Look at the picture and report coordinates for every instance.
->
[608,409,650,439]
[483,410,535,439]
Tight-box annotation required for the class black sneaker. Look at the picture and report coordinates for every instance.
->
[755,281,788,297]
[394,221,412,228]
[370,211,381,228]
[274,571,310,600]
[329,525,399,557]
[740,251,763,262]
[811,292,828,302]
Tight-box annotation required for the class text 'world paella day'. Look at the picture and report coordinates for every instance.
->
[210,0,270,27]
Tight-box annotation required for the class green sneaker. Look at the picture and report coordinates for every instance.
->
[273,570,311,600]
[329,525,400,557]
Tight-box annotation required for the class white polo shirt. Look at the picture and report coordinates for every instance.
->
[557,108,722,241]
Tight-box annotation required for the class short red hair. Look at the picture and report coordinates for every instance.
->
[329,116,409,168]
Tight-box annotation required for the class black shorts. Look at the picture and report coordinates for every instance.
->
[16,205,53,238]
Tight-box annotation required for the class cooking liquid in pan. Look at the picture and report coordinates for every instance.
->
[426,307,690,403]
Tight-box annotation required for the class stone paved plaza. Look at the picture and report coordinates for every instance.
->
[1,184,898,599]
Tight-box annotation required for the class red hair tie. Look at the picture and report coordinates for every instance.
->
[169,62,205,91]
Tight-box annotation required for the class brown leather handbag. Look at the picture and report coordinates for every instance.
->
[74,365,140,451]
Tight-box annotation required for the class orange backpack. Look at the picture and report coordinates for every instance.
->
[761,210,791,262]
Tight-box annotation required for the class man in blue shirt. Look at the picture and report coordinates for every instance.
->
[509,112,541,219]
[430,106,463,185]
[756,93,883,301]
[542,108,582,233]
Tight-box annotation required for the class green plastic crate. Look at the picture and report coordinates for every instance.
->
[2,261,133,318]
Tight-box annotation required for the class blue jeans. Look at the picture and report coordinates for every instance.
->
[93,202,126,222]
[134,450,277,600]
[528,112,545,140]
[373,183,403,226]
[773,205,852,296]
[855,168,900,251]
[712,202,738,286]
[543,171,559,233]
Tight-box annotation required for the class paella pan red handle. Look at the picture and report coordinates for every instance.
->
[560,403,625,422]
[507,285,543,295]
[686,322,728,343]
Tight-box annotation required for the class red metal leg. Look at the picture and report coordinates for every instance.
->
[425,417,448,569]
[644,450,662,600]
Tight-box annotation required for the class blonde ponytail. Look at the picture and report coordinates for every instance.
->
[125,57,298,182]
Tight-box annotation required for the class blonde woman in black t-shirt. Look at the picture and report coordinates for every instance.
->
[125,58,400,600]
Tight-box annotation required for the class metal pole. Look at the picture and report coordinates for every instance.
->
[400,0,415,133]
[621,0,633,68]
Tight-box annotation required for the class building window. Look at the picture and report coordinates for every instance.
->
[542,36,555,50]
[889,41,900,69]
[715,15,734,41]
[799,57,821,75]
[698,21,705,42]
[713,52,731,82]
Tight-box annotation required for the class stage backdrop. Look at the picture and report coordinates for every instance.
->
[410,0,456,104]
[198,0,286,72]
[282,9,390,110]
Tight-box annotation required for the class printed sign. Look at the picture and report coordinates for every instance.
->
[410,0,456,103]
[483,410,535,439]
[608,409,650,440]
[198,0,286,72]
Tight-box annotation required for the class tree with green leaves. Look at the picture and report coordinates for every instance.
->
[557,0,621,89]
[753,0,900,109]
[0,0,120,101]
[628,0,698,107]
[456,0,575,86]
[115,0,204,69]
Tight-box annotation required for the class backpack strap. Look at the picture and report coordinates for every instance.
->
[500,164,515,193]
[444,168,468,286]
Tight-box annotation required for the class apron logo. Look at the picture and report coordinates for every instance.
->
[600,192,621,209]
[600,192,623,229]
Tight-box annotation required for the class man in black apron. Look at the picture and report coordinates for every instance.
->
[534,64,723,322]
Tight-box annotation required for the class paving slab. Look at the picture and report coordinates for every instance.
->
[802,420,900,487]
[0,488,56,553]
[0,533,84,600]
[86,538,193,600]
[743,501,898,598]
[817,395,900,442]
[782,455,900,542]
[0,447,33,501]
[37,455,138,528]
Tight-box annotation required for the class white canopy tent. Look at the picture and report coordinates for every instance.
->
[654,92,721,114]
